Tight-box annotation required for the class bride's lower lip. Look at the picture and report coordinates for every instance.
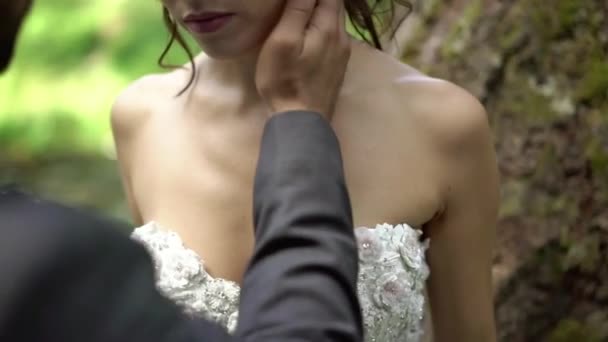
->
[185,14,234,34]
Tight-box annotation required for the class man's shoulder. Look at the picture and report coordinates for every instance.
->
[0,186,124,240]
[4,193,149,283]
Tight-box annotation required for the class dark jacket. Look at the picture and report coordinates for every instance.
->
[0,111,362,342]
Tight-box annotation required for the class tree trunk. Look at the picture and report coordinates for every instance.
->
[390,0,608,340]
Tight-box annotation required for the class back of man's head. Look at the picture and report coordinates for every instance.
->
[0,0,33,73]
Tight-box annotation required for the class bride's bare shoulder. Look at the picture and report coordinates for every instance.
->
[350,43,489,147]
[110,67,191,138]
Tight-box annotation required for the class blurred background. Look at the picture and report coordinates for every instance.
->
[0,0,199,221]
[1,0,607,341]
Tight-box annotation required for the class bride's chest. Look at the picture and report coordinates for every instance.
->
[129,115,440,229]
[129,117,262,222]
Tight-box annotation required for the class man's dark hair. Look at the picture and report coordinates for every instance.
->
[0,0,33,73]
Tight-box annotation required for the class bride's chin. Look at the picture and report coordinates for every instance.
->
[193,32,266,62]
[197,48,254,62]
[197,43,261,61]
[202,51,243,61]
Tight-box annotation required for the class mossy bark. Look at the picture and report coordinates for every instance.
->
[395,0,608,340]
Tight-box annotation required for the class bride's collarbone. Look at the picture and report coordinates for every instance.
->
[135,101,440,229]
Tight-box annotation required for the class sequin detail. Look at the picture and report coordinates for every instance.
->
[132,222,429,341]
[355,224,429,341]
[132,223,241,332]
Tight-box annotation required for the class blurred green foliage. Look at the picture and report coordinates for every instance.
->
[0,0,198,160]
[0,1,366,161]
[0,1,367,218]
[0,0,205,219]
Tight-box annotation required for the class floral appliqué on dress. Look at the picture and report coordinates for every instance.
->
[132,222,430,341]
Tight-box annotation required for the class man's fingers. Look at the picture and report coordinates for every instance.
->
[269,0,316,52]
[303,0,342,57]
[337,0,347,43]
[307,0,341,39]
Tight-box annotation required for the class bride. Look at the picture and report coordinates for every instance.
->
[111,0,499,341]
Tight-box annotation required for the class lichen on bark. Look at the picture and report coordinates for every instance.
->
[394,0,608,340]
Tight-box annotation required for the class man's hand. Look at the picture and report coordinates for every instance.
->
[255,0,351,120]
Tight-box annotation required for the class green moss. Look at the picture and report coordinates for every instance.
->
[422,0,445,21]
[586,135,608,177]
[440,0,483,58]
[535,242,567,283]
[498,24,525,50]
[565,237,601,273]
[400,0,444,63]
[498,180,527,218]
[547,319,603,342]
[400,26,427,63]
[576,59,608,102]
[550,196,579,221]
[507,75,560,125]
[461,0,483,31]
[527,0,581,40]
[555,0,580,31]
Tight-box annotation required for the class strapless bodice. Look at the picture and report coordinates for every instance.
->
[132,222,430,341]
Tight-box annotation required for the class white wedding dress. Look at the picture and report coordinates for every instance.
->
[132,222,430,341]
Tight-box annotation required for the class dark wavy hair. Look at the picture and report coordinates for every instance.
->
[159,0,412,95]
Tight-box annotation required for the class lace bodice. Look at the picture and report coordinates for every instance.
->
[132,222,430,341]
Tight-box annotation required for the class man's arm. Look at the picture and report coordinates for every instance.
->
[1,0,360,340]
[236,1,361,340]
[0,112,362,342]
[0,114,362,342]
[236,112,362,341]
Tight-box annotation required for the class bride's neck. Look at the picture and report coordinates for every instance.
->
[190,39,367,112]
[194,50,262,110]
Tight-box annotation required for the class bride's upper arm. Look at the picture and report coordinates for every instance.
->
[403,81,499,341]
[110,77,155,226]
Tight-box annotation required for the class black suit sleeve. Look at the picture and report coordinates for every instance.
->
[0,110,362,342]
[235,111,363,341]
[0,188,234,342]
